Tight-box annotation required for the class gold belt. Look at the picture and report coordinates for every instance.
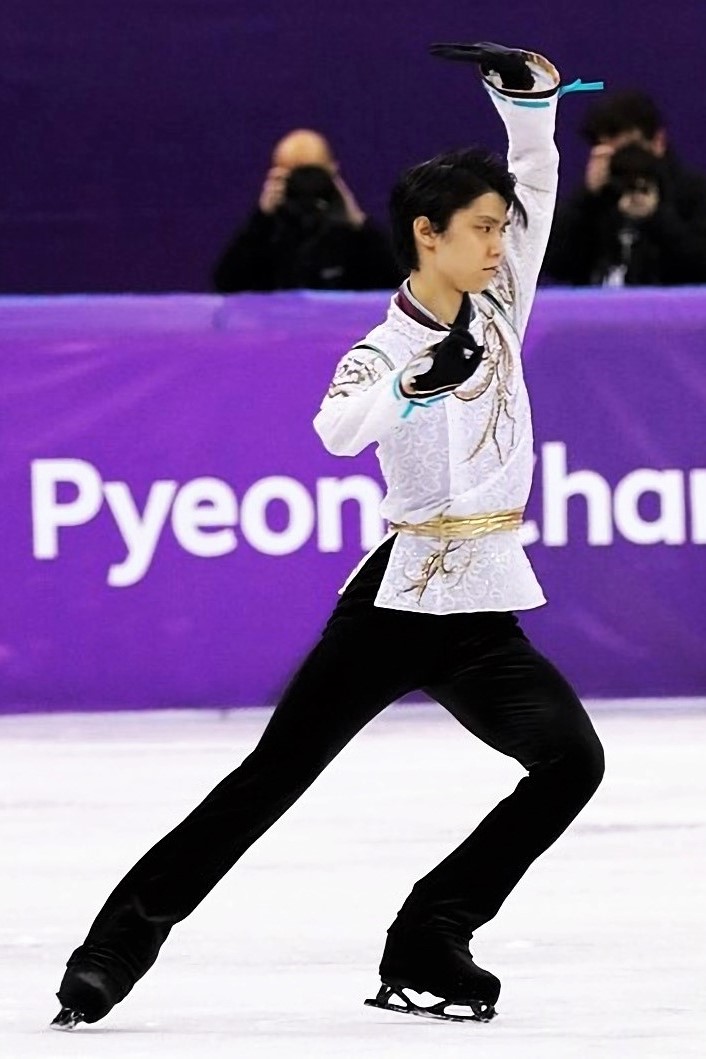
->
[390,507,524,541]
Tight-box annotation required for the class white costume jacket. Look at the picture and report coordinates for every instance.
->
[313,58,561,615]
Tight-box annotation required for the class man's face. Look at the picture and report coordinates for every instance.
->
[428,192,509,293]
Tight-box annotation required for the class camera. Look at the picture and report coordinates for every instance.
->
[607,143,663,198]
[280,165,347,229]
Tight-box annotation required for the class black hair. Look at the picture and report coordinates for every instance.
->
[389,147,528,273]
[580,90,664,146]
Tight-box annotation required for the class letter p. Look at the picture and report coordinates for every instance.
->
[31,458,103,558]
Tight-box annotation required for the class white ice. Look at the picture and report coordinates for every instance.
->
[1,699,705,1059]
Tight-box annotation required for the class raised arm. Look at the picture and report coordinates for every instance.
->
[430,42,603,335]
[480,50,561,337]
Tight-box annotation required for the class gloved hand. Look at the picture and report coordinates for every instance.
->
[400,295,485,398]
[429,41,535,91]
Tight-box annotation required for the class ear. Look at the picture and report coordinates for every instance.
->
[413,216,437,252]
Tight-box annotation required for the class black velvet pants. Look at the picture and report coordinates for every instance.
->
[65,536,604,987]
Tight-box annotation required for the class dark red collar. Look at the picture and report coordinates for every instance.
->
[394,286,446,331]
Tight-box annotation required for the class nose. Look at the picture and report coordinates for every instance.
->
[489,232,504,261]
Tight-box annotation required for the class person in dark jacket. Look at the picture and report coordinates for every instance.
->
[212,129,403,292]
[542,90,706,286]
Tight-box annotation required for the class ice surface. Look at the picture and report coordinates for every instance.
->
[1,699,704,1059]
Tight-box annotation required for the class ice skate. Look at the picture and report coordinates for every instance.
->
[50,949,134,1030]
[364,924,500,1023]
[50,1006,85,1031]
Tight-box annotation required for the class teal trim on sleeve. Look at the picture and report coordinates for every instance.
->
[401,396,447,419]
[512,99,552,108]
[485,77,604,107]
[393,374,449,418]
[558,79,605,97]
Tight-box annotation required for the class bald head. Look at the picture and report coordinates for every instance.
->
[272,129,337,173]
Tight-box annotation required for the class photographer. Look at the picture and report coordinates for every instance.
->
[542,90,706,286]
[212,129,402,292]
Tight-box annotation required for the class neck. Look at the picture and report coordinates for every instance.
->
[408,273,464,327]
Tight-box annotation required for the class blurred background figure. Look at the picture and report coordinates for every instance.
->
[212,128,403,292]
[542,90,706,286]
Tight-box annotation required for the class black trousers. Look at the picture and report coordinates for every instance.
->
[70,536,604,985]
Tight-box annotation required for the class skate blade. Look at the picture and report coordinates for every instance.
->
[364,983,497,1023]
[50,1007,85,1031]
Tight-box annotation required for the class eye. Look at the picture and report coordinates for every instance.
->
[477,225,492,234]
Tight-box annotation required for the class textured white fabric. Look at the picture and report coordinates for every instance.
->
[313,64,561,615]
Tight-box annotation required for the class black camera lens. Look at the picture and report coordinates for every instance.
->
[285,166,338,208]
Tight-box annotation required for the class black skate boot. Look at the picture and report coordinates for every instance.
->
[365,924,500,1023]
[51,947,135,1030]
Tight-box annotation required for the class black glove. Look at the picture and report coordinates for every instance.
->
[401,294,485,398]
[429,41,535,91]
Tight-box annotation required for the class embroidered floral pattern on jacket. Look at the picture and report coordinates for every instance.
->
[327,348,392,398]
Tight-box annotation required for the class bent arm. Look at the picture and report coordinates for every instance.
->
[313,341,447,456]
[313,344,404,456]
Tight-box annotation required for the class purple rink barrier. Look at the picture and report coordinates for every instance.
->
[1,289,705,713]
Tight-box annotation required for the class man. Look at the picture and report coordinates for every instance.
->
[212,128,402,292]
[52,43,604,1030]
[542,89,706,285]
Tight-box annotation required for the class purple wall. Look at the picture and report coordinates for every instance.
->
[2,1,706,293]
